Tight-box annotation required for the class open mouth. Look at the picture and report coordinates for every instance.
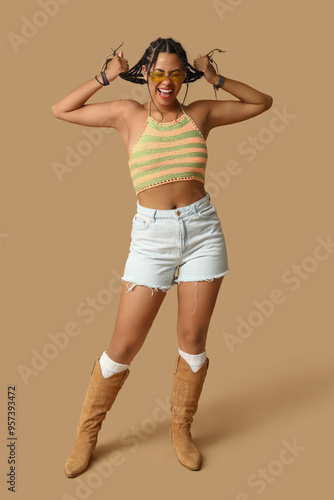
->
[157,88,173,99]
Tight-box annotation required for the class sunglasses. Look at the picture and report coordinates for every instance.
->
[149,70,186,83]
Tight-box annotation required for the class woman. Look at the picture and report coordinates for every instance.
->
[52,37,273,477]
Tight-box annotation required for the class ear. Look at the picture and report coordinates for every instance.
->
[142,64,148,80]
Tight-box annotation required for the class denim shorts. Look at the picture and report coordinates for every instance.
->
[121,191,229,294]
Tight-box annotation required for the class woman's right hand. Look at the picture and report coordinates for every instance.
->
[104,51,129,82]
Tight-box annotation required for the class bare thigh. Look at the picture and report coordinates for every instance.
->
[176,276,224,354]
[106,281,167,364]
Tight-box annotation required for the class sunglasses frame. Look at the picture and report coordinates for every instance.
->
[149,70,186,83]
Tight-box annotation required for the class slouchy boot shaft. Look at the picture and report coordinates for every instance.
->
[65,357,129,478]
[170,354,209,470]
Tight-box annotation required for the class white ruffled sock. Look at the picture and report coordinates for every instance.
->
[178,348,207,373]
[99,351,130,379]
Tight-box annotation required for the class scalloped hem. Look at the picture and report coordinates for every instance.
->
[135,177,205,196]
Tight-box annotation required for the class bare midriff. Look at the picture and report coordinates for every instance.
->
[137,179,207,209]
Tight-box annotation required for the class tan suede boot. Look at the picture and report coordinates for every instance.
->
[170,354,209,471]
[65,357,130,478]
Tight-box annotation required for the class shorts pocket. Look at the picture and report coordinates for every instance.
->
[132,214,151,230]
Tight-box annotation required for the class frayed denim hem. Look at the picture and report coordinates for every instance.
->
[121,278,173,297]
[174,269,229,286]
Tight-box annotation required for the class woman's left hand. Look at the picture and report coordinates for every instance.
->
[193,54,219,86]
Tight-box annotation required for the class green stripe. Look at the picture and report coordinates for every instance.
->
[135,172,205,191]
[148,116,190,131]
[130,142,207,161]
[130,153,208,172]
[137,130,203,145]
[132,162,206,181]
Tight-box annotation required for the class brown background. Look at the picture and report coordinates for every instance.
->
[1,0,333,499]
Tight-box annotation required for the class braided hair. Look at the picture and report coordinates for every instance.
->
[101,38,225,121]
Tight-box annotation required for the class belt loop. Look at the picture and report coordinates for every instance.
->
[152,209,157,221]
[193,199,200,215]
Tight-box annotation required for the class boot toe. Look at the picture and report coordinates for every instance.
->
[178,451,202,471]
[64,443,92,478]
[172,427,202,470]
[65,457,90,478]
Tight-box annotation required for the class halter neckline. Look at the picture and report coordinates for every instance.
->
[148,98,186,124]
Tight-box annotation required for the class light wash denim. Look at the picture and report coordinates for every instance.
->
[121,191,229,295]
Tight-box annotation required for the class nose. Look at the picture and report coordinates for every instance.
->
[163,74,173,83]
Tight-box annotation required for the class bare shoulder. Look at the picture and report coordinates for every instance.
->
[115,98,145,117]
[183,99,213,115]
[114,99,147,128]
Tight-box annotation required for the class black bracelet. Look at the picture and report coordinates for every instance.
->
[214,74,225,90]
[95,74,104,85]
[101,70,110,86]
[95,71,109,86]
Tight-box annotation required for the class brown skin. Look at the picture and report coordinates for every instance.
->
[52,50,273,209]
[51,49,272,362]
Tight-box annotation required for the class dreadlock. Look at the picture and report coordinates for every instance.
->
[101,38,225,121]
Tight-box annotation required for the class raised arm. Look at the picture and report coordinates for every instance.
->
[51,51,129,128]
[193,53,273,129]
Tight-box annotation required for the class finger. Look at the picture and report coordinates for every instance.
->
[119,50,123,57]
[196,53,201,59]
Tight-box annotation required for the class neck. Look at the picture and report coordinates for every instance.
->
[149,98,182,121]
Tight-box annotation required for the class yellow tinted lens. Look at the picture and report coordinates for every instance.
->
[149,71,165,82]
[170,71,186,81]
[149,71,186,82]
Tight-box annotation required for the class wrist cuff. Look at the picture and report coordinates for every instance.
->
[214,74,225,89]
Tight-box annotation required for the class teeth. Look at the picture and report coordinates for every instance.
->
[159,89,172,94]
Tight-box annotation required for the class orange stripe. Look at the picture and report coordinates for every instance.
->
[129,148,207,165]
[133,167,205,186]
[131,157,206,175]
[132,136,206,152]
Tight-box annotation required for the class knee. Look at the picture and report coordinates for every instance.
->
[107,339,142,364]
[178,329,206,353]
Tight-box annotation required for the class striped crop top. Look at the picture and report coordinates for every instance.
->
[128,99,208,195]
